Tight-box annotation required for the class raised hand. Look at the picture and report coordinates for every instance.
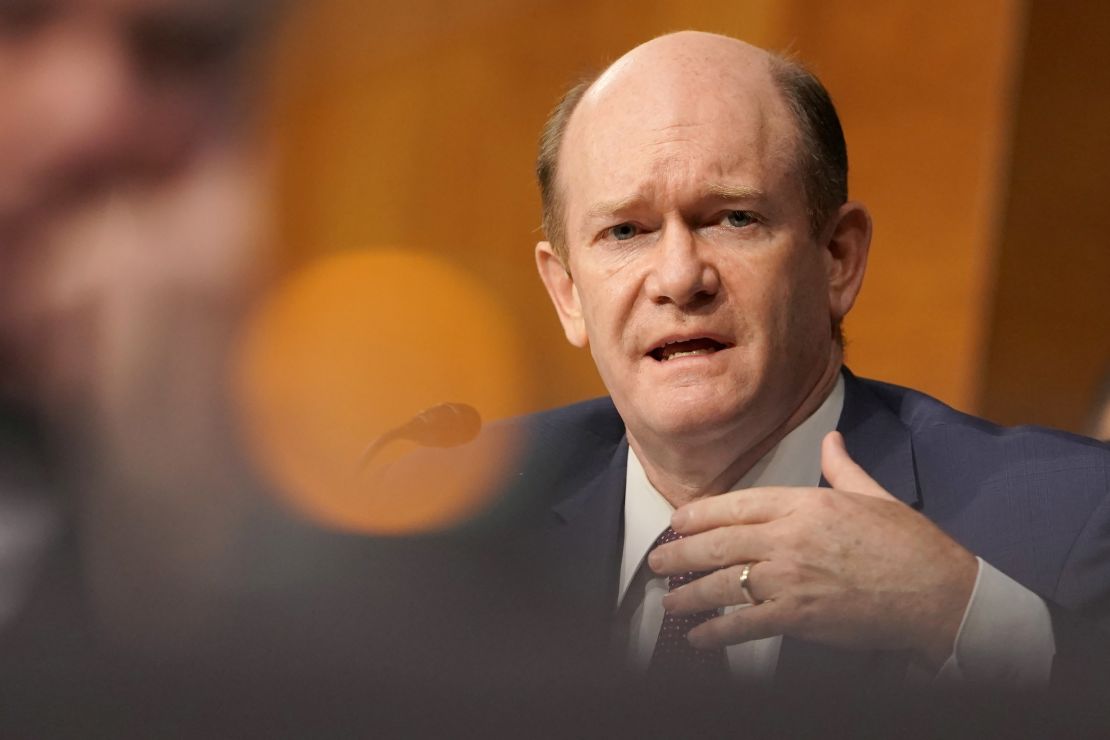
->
[651,432,978,669]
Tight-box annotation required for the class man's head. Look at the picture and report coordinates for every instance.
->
[534,31,871,454]
[0,0,279,243]
[538,38,848,263]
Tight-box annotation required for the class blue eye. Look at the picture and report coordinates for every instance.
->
[608,223,638,241]
[725,211,755,228]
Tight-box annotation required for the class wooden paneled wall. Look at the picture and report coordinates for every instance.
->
[979,0,1110,432]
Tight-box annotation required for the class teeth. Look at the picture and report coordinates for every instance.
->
[665,349,712,360]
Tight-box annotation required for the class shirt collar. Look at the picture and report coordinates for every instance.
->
[617,374,846,604]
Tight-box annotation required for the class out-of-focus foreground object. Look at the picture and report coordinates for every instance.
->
[0,0,288,658]
[235,248,524,535]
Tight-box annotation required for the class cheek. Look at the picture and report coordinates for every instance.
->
[740,250,828,353]
[582,303,627,395]
[578,293,619,354]
[777,261,833,355]
[575,279,642,386]
[573,260,641,341]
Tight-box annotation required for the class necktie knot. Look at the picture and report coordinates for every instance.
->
[651,526,682,548]
[651,527,715,591]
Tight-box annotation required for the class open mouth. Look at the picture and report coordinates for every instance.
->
[648,337,732,362]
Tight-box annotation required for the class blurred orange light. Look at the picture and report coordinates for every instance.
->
[234,248,526,535]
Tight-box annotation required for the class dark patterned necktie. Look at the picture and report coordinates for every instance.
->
[647,527,727,677]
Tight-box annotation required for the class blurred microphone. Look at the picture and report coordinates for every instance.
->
[359,403,481,470]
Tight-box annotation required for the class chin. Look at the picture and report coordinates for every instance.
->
[639,392,752,442]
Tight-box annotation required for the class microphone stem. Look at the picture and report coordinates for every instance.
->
[357,429,402,471]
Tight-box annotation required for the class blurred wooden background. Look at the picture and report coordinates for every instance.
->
[258,0,1110,436]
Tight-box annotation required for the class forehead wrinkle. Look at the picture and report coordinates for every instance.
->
[704,183,765,200]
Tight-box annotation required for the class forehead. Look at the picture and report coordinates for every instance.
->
[558,53,799,214]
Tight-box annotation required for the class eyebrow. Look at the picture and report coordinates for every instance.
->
[586,183,765,219]
[586,195,642,219]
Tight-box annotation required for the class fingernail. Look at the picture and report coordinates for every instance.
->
[687,630,708,649]
[648,549,663,571]
[661,593,674,611]
[671,509,688,529]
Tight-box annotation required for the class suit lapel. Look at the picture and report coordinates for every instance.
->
[777,369,918,689]
[480,403,629,651]
[831,369,920,508]
[544,437,628,631]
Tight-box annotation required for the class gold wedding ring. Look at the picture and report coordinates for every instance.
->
[738,562,761,605]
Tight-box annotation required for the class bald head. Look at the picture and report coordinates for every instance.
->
[587,31,773,105]
[537,32,847,261]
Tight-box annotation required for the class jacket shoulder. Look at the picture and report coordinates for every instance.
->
[854,374,1109,460]
[850,373,1110,605]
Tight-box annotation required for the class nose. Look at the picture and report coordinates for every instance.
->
[644,223,720,308]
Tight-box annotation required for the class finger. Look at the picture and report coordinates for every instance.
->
[686,600,785,649]
[663,561,768,614]
[649,524,774,575]
[671,487,802,534]
[821,431,894,500]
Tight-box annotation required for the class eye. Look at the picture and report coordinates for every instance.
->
[724,210,756,228]
[607,223,638,241]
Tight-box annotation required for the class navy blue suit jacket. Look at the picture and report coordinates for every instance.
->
[467,369,1110,689]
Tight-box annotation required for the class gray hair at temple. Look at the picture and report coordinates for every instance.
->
[535,50,849,264]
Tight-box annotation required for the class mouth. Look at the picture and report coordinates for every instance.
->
[648,336,733,362]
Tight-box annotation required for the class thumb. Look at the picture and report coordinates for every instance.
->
[821,431,894,500]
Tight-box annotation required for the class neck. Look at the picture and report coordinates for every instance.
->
[628,352,843,508]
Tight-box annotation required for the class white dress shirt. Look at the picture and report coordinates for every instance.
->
[617,376,1055,687]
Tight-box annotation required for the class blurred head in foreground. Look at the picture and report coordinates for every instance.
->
[0,0,276,240]
[0,0,281,410]
[0,0,286,650]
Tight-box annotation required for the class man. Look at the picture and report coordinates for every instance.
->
[466,30,1110,691]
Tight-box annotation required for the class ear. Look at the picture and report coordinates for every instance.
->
[535,241,588,348]
[822,201,872,323]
